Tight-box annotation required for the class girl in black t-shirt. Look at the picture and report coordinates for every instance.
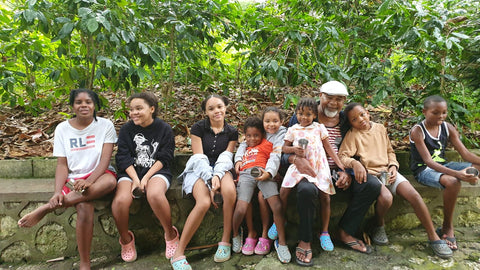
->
[113,92,178,262]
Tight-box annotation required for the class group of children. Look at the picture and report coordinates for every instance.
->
[17,90,480,270]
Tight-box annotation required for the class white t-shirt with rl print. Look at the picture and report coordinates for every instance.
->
[53,117,117,179]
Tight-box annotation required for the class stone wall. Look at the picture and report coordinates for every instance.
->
[1,151,480,263]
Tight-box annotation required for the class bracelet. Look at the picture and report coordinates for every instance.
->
[292,155,297,164]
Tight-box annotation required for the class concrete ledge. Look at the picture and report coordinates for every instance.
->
[1,150,480,263]
[2,175,480,263]
[1,150,477,179]
[0,160,33,178]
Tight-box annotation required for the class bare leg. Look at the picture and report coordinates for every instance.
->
[18,173,116,228]
[279,187,291,215]
[258,191,270,238]
[76,201,94,270]
[220,173,236,243]
[439,175,461,238]
[374,185,393,226]
[266,196,286,245]
[172,179,210,260]
[146,177,176,240]
[18,203,56,228]
[395,181,440,241]
[318,191,330,233]
[112,181,134,244]
[63,173,117,207]
[232,200,249,237]
[245,203,258,239]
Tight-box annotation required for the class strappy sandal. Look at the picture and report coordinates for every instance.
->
[295,246,313,267]
[165,226,180,259]
[436,227,458,251]
[343,239,373,254]
[119,230,137,262]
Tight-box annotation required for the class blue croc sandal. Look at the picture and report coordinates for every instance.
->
[319,233,334,251]
[268,223,278,240]
[170,256,192,270]
[214,242,231,262]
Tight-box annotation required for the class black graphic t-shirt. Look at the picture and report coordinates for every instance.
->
[116,118,175,181]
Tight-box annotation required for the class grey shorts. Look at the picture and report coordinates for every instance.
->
[373,172,408,195]
[237,168,279,203]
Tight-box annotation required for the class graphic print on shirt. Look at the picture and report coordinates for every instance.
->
[432,141,446,163]
[133,133,159,168]
[241,147,259,169]
[70,135,95,151]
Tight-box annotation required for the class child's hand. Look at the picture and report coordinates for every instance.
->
[210,190,219,209]
[295,157,317,177]
[388,166,397,185]
[294,146,306,158]
[211,175,221,193]
[255,168,271,181]
[49,192,65,207]
[131,179,142,197]
[335,171,352,190]
[352,161,367,183]
[458,169,478,185]
[74,179,90,193]
[140,176,150,192]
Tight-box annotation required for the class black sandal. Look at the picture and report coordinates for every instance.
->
[295,246,313,267]
[343,240,373,254]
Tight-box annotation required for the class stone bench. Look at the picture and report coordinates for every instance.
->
[1,151,480,263]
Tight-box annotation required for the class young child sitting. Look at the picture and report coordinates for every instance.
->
[338,102,452,258]
[410,95,480,251]
[280,98,345,265]
[235,107,287,256]
[232,116,291,263]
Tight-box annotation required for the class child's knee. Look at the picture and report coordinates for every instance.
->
[378,187,393,203]
[113,193,132,207]
[441,175,461,190]
[319,192,330,205]
[234,201,249,215]
[76,203,94,223]
[196,196,211,211]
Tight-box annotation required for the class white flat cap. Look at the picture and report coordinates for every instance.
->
[320,81,349,96]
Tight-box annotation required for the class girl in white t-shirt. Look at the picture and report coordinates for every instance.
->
[18,89,118,270]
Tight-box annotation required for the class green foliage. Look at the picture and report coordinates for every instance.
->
[0,0,479,146]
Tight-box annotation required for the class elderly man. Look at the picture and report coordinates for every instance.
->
[282,81,381,266]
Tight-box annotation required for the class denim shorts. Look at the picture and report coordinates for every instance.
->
[416,162,472,189]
